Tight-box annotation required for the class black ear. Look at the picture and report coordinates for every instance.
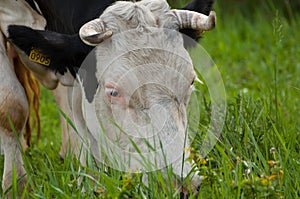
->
[8,25,93,76]
[180,0,215,43]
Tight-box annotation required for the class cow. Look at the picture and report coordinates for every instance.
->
[0,0,46,193]
[0,0,215,196]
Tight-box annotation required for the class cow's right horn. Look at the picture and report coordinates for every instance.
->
[79,18,113,46]
[172,10,216,31]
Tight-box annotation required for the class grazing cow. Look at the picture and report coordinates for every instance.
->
[1,0,215,195]
[73,0,216,186]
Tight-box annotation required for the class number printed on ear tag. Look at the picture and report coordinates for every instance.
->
[29,48,51,66]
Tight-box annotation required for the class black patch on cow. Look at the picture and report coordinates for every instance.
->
[33,0,213,40]
[8,25,93,77]
[34,0,116,34]
[182,0,214,17]
[79,49,98,103]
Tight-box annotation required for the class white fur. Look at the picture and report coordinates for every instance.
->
[77,0,201,186]
[0,32,28,193]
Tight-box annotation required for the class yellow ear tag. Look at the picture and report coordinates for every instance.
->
[29,48,51,66]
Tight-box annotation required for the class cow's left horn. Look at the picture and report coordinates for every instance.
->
[172,10,216,31]
[79,18,113,46]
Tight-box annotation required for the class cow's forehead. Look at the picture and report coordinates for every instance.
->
[95,36,194,88]
[100,0,171,33]
[95,28,193,79]
[105,59,194,85]
[93,0,194,84]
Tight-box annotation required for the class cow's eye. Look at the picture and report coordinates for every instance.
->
[105,88,119,97]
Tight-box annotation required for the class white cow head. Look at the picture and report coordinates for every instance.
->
[75,0,216,173]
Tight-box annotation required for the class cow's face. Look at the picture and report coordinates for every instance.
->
[76,0,215,164]
[89,34,196,149]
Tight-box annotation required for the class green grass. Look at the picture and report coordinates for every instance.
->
[1,2,300,198]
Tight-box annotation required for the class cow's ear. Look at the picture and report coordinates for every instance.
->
[8,25,92,77]
[8,25,46,55]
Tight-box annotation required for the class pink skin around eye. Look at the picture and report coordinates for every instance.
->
[105,84,126,105]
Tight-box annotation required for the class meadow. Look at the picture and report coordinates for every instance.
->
[1,1,299,198]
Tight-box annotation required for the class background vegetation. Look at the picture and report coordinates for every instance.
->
[1,0,299,198]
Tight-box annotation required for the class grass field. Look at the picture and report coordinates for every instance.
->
[1,1,299,198]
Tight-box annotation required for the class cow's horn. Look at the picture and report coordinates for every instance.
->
[79,18,113,46]
[172,10,216,31]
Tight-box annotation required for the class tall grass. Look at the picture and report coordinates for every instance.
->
[1,1,299,198]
